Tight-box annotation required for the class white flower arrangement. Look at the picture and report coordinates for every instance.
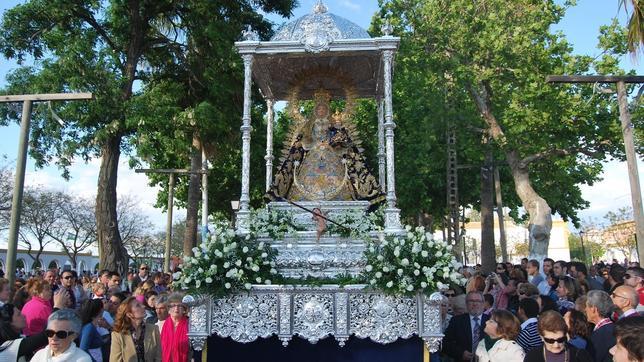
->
[175,223,277,296]
[326,208,382,239]
[249,207,302,239]
[362,225,467,296]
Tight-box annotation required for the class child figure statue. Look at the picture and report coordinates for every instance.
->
[312,208,327,242]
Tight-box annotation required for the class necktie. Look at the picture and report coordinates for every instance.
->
[472,316,481,352]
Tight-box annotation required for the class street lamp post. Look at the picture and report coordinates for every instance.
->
[580,230,587,265]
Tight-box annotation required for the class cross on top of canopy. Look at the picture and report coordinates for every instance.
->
[235,1,399,101]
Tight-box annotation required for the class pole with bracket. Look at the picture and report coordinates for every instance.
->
[0,93,93,287]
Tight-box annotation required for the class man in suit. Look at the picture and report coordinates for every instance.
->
[442,291,489,361]
[586,290,617,362]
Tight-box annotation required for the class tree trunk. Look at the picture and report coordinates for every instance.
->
[506,150,552,261]
[480,147,496,273]
[468,83,552,262]
[96,135,128,278]
[183,135,202,257]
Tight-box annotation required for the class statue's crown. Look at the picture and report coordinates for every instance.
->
[313,89,331,105]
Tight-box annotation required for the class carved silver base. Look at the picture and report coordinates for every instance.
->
[265,201,373,278]
[184,285,444,352]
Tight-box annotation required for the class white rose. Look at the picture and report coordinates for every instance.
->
[242,246,249,253]
[261,252,268,258]
[270,268,277,274]
[223,262,230,268]
[195,280,201,288]
[377,255,384,261]
[436,281,446,290]
[198,267,204,273]
[287,243,293,249]
[245,283,252,290]
[370,279,376,285]
[405,225,412,231]
[414,269,420,276]
[264,279,272,285]
[386,281,394,288]
[414,262,421,269]
[420,281,428,288]
[393,247,400,257]
[421,250,428,258]
[375,272,382,278]
[397,269,403,276]
[258,241,265,248]
[236,260,242,267]
[205,277,213,284]
[436,251,443,257]
[225,282,232,289]
[406,285,414,292]
[256,277,262,283]
[382,266,390,272]
[365,265,373,272]
[401,258,409,266]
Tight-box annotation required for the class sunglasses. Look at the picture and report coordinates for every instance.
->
[45,329,75,339]
[543,336,567,344]
[140,267,149,270]
[63,276,74,280]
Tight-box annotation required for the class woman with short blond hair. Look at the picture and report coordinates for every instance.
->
[475,309,524,362]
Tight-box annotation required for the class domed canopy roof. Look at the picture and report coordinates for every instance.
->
[271,1,370,43]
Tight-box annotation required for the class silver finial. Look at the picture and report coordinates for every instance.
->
[381,20,393,36]
[313,0,328,14]
[242,25,259,41]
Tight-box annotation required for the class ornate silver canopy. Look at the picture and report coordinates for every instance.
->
[271,0,371,52]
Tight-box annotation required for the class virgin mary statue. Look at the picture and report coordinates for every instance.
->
[266,89,384,207]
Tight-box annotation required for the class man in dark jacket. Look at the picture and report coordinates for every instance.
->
[586,290,617,362]
[442,291,489,361]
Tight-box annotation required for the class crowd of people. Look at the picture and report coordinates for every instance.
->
[0,263,190,361]
[440,258,644,362]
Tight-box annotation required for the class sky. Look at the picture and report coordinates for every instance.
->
[0,0,642,249]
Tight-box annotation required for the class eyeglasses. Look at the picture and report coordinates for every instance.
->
[518,292,526,296]
[543,336,567,344]
[443,292,455,297]
[63,276,74,280]
[45,329,75,339]
[611,293,628,300]
[140,267,149,270]
[623,274,632,280]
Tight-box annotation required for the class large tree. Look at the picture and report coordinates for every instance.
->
[129,0,295,255]
[0,0,185,277]
[0,0,295,276]
[378,0,636,267]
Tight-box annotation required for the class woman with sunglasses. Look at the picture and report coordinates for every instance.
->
[110,296,162,362]
[160,293,190,362]
[524,310,592,362]
[31,309,92,361]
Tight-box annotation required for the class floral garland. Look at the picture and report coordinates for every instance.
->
[249,207,302,239]
[362,225,467,296]
[175,224,278,296]
[326,208,382,239]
